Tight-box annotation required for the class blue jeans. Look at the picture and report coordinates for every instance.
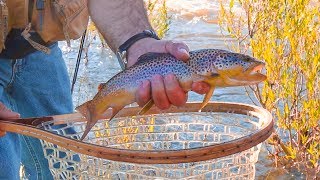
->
[0,43,73,179]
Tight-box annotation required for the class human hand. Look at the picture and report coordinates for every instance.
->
[127,38,210,110]
[0,102,20,136]
[0,102,20,119]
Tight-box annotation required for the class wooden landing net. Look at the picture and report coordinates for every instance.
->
[32,102,272,179]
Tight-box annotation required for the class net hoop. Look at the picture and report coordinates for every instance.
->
[0,102,273,164]
[89,102,272,164]
[54,102,274,164]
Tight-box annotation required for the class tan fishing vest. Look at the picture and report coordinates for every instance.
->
[0,0,89,54]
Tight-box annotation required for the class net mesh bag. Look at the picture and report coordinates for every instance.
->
[39,102,272,179]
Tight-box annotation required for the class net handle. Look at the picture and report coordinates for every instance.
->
[0,102,273,164]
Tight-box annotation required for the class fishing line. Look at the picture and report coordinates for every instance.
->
[71,29,87,94]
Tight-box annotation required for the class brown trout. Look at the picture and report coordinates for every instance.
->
[77,49,267,140]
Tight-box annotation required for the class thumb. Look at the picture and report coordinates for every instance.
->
[165,41,190,62]
[0,102,20,119]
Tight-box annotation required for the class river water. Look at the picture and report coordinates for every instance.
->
[60,0,304,179]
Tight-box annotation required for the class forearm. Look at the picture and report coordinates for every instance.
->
[88,0,152,52]
[87,0,209,111]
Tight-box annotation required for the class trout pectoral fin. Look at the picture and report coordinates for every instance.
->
[199,86,215,111]
[137,99,154,115]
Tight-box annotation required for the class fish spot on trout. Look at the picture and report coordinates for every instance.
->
[76,49,267,140]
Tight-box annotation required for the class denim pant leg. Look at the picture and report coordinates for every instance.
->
[10,43,74,179]
[0,60,21,180]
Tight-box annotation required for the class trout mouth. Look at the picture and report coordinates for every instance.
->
[247,63,266,78]
[226,62,267,85]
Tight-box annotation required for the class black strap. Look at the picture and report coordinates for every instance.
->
[118,30,160,52]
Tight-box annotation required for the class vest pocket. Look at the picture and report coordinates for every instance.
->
[1,0,28,53]
[52,0,89,46]
[31,0,89,45]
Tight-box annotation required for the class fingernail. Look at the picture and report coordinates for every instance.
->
[164,74,175,82]
[15,113,20,118]
[142,80,149,88]
[11,112,20,118]
[178,48,188,55]
[152,75,162,83]
[5,112,20,119]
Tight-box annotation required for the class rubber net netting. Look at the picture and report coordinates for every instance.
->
[39,111,263,179]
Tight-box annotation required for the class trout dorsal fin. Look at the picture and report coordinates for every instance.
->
[135,53,170,65]
[98,83,107,91]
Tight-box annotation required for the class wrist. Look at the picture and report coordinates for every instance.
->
[126,38,161,67]
[116,30,160,69]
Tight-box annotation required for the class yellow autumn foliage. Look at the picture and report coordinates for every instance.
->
[219,0,319,178]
